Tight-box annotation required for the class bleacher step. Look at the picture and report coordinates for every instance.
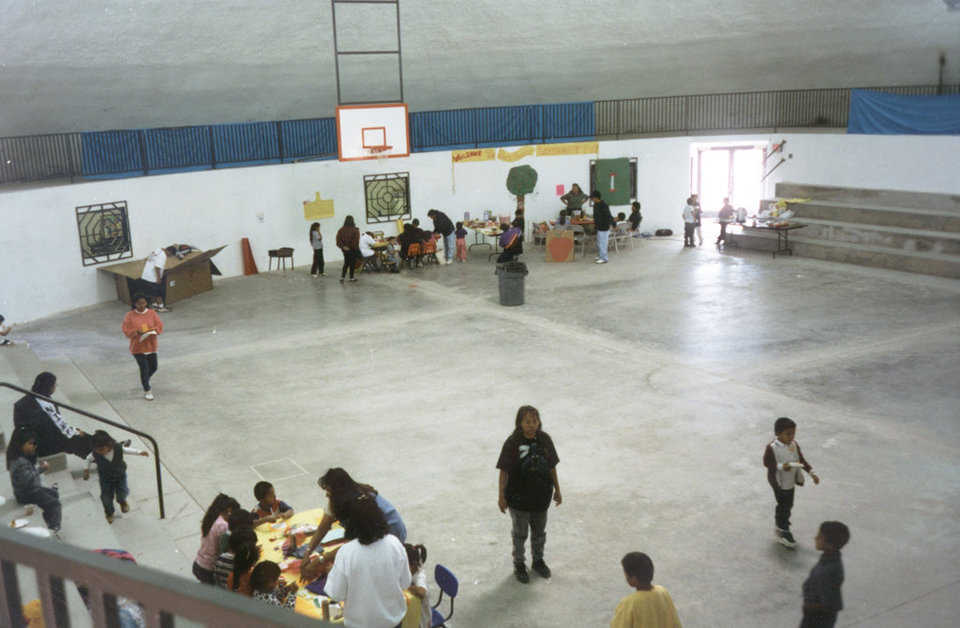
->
[777,182,960,214]
[793,218,960,256]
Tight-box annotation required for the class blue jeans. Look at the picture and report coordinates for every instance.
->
[596,229,610,261]
[443,231,456,262]
[100,475,130,516]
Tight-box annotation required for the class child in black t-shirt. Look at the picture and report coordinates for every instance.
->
[801,521,849,628]
[496,405,561,583]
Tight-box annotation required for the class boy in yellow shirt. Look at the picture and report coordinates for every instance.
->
[611,552,682,628]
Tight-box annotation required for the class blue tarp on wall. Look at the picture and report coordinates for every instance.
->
[848,89,960,135]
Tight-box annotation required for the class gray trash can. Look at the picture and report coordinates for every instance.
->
[495,261,528,306]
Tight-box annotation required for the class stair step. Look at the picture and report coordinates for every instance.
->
[788,202,960,233]
[776,182,960,214]
[727,231,960,278]
[793,219,960,256]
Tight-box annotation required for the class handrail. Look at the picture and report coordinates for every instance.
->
[1,382,165,519]
[0,525,327,626]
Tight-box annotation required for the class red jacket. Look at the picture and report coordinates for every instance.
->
[122,309,163,354]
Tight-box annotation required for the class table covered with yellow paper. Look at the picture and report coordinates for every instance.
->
[254,507,421,626]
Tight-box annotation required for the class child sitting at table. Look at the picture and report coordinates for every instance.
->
[218,507,255,554]
[405,543,432,628]
[251,481,294,526]
[215,528,260,595]
[384,236,400,272]
[250,561,298,610]
[455,222,468,262]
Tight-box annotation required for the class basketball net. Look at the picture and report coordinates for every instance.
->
[367,145,392,165]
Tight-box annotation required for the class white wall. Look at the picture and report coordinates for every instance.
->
[3,132,958,323]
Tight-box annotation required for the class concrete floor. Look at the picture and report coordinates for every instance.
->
[9,238,960,627]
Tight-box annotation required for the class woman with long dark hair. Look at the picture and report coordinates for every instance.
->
[309,222,325,277]
[305,467,407,554]
[13,371,92,459]
[324,494,411,628]
[336,215,361,283]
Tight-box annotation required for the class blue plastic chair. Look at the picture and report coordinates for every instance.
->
[430,564,459,627]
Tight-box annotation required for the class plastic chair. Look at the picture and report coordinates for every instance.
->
[431,564,458,627]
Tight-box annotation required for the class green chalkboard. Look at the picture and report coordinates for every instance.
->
[592,158,631,206]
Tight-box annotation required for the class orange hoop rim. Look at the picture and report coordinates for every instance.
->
[367,145,393,154]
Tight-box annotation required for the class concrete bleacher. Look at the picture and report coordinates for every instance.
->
[727,182,960,278]
[0,342,199,594]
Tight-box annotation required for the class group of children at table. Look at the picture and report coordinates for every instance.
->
[189,475,432,627]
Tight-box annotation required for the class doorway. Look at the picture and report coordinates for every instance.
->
[693,142,765,241]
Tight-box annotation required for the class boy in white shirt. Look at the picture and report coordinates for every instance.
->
[762,417,821,548]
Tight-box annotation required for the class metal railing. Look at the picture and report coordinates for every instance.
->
[596,84,960,138]
[1,382,166,519]
[2,83,957,185]
[0,525,326,627]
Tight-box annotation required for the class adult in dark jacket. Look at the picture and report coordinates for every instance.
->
[397,223,419,268]
[629,202,643,232]
[13,372,92,459]
[427,209,456,265]
[336,215,361,283]
[591,191,613,264]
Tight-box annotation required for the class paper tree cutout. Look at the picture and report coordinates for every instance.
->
[303,193,335,220]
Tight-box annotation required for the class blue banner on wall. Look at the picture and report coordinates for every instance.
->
[848,89,960,135]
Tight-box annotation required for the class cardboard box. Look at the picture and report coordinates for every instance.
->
[99,246,226,305]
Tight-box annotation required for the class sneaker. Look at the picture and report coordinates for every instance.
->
[531,559,551,579]
[106,514,114,524]
[120,501,130,513]
[778,530,797,549]
[514,562,529,584]
[349,278,358,282]
[144,391,154,401]
[595,259,608,264]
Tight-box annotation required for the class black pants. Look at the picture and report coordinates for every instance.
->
[717,222,728,243]
[772,486,794,531]
[133,353,158,391]
[800,610,837,628]
[17,486,61,531]
[192,561,215,584]
[341,250,359,279]
[684,223,696,246]
[311,249,325,275]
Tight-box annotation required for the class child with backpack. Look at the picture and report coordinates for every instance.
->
[496,405,562,583]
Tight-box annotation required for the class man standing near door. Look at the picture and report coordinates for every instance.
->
[717,198,735,245]
[591,191,612,264]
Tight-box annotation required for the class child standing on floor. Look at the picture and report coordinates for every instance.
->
[5,427,61,534]
[455,222,468,262]
[496,405,562,583]
[251,481,294,525]
[801,521,849,628]
[309,222,325,277]
[193,493,240,584]
[610,552,682,628]
[762,417,820,548]
[405,543,432,628]
[88,430,148,523]
[251,561,298,610]
[121,294,164,401]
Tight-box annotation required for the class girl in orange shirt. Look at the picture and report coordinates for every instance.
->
[121,294,164,401]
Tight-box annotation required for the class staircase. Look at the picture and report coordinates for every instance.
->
[727,183,960,278]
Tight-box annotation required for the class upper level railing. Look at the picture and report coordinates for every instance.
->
[0,524,327,627]
[1,382,166,519]
[1,84,956,186]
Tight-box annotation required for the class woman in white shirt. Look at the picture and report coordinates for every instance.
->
[359,231,378,270]
[324,494,411,628]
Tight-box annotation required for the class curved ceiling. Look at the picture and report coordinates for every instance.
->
[1,0,958,136]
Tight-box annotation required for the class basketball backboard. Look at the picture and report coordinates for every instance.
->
[336,103,410,161]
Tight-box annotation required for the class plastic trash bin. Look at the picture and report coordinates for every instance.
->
[495,261,528,306]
